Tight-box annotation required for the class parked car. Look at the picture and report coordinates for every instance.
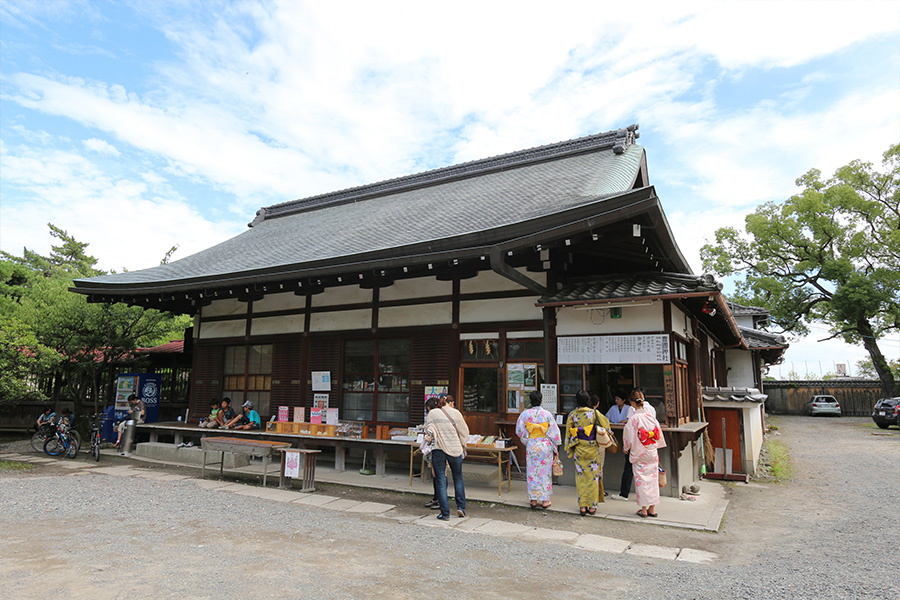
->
[807,395,841,416]
[872,397,900,429]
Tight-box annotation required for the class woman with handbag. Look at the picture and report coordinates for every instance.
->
[515,390,562,510]
[425,395,470,520]
[622,393,667,518]
[564,390,614,516]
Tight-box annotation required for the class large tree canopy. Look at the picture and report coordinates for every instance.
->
[0,225,191,409]
[702,144,900,397]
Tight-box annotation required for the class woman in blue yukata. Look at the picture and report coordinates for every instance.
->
[515,390,562,509]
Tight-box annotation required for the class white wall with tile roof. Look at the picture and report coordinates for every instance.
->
[459,296,542,323]
[555,303,663,336]
[378,303,452,328]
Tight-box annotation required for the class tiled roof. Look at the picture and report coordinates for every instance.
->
[137,340,185,354]
[727,302,770,316]
[739,327,787,350]
[75,126,646,292]
[702,387,768,403]
[537,272,723,305]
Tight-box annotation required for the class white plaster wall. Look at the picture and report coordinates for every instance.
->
[725,349,756,388]
[672,305,693,339]
[253,291,305,312]
[199,320,245,339]
[461,268,546,294]
[460,296,542,323]
[734,315,755,328]
[380,277,452,301]
[556,303,663,335]
[379,303,452,328]
[309,308,371,332]
[251,315,305,336]
[202,298,246,318]
[312,285,373,307]
[744,404,763,476]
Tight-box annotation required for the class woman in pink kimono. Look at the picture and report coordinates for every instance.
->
[516,390,562,509]
[622,395,666,518]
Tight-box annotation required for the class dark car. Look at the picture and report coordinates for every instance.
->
[872,397,900,429]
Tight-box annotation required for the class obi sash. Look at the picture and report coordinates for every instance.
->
[639,426,662,446]
[569,423,596,441]
[525,421,550,438]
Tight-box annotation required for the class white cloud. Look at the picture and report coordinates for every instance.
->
[82,137,119,155]
[0,138,243,272]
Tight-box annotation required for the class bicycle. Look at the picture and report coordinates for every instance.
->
[44,420,80,459]
[30,421,56,453]
[86,413,102,461]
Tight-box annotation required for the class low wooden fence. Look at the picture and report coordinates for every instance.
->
[762,380,884,416]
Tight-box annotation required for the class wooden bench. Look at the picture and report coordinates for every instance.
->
[138,422,415,476]
[200,437,291,486]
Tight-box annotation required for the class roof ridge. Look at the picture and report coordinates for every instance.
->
[251,124,640,226]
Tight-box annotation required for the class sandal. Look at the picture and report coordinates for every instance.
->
[541,501,552,509]
[579,508,588,517]
[587,507,597,515]
[530,501,539,510]
[636,510,648,518]
[647,511,658,518]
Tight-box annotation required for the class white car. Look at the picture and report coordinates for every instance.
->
[807,395,841,416]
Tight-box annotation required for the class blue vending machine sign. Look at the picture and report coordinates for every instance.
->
[138,374,162,423]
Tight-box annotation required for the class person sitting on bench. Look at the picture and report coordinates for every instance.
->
[200,400,221,428]
[215,398,236,428]
[224,401,261,430]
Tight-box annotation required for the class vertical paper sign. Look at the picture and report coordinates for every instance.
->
[506,364,525,390]
[311,394,328,424]
[540,383,558,414]
[293,407,305,422]
[277,406,289,422]
[325,408,339,425]
[507,390,521,413]
[312,371,331,391]
[284,450,300,478]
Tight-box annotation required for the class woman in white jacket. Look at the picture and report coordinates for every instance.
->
[425,395,470,520]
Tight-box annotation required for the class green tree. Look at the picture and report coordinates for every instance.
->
[702,144,900,397]
[0,225,190,412]
[855,357,900,381]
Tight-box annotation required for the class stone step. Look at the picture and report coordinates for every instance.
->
[134,442,250,468]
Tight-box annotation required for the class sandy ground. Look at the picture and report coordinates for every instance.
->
[1,415,897,599]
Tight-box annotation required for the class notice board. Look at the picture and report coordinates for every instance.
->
[557,334,671,364]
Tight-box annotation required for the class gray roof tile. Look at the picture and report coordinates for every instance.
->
[538,272,723,305]
[77,127,644,290]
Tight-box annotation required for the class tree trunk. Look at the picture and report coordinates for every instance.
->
[858,317,900,397]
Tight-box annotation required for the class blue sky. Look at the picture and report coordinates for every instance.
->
[2,0,899,376]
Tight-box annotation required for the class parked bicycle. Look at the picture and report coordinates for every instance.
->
[86,413,102,461]
[30,421,56,453]
[44,419,81,459]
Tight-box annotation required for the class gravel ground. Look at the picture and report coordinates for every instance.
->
[1,416,897,600]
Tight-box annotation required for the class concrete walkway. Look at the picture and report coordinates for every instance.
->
[118,444,727,531]
[0,450,719,564]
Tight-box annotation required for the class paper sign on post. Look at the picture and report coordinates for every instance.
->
[293,407,305,422]
[284,450,300,478]
[312,372,331,391]
[278,406,289,422]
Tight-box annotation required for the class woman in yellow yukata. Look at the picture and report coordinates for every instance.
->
[515,390,562,509]
[564,390,614,516]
